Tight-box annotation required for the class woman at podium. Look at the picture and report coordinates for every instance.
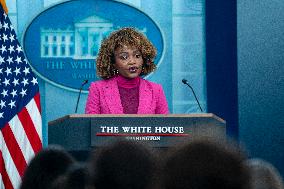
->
[85,27,169,114]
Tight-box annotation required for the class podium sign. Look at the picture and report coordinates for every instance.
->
[48,114,226,151]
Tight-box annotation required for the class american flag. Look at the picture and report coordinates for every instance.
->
[0,5,42,189]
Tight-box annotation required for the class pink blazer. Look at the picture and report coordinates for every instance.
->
[85,77,169,114]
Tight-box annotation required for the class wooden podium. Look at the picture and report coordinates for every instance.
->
[48,114,225,160]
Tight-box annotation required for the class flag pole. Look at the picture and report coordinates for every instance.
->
[0,0,8,14]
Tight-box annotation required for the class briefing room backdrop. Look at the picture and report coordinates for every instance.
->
[6,0,284,177]
[7,0,206,146]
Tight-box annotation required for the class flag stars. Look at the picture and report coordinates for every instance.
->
[13,67,21,76]
[0,45,7,54]
[2,33,8,42]
[9,34,15,42]
[16,45,22,53]
[3,22,9,31]
[0,100,5,109]
[20,88,27,97]
[12,78,19,86]
[15,56,22,64]
[31,77,38,85]
[0,100,6,109]
[23,67,30,75]
[10,89,17,98]
[7,56,13,64]
[21,78,29,86]
[4,67,12,76]
[8,100,16,109]
[2,78,10,86]
[3,12,7,19]
[10,24,14,31]
[0,10,41,125]
[0,56,4,65]
[1,89,8,97]
[8,45,15,54]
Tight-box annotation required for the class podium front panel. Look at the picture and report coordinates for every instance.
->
[90,116,225,147]
[49,114,226,150]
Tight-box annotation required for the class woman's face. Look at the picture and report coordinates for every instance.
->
[114,45,143,79]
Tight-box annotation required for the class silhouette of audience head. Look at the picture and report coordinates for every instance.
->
[20,145,75,189]
[245,158,284,189]
[51,163,91,189]
[162,138,250,189]
[89,140,157,189]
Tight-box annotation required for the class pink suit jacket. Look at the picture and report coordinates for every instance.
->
[85,76,169,114]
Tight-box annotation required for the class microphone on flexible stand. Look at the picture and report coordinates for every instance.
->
[182,79,203,112]
[75,79,88,113]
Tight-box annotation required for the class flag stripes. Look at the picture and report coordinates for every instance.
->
[18,104,42,153]
[0,95,42,188]
[0,133,21,189]
[8,115,35,164]
[25,93,42,143]
[0,152,13,189]
[1,124,27,177]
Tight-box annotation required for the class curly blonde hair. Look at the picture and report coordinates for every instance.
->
[96,27,157,79]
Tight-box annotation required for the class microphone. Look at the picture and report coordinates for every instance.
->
[75,80,88,113]
[182,79,203,112]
